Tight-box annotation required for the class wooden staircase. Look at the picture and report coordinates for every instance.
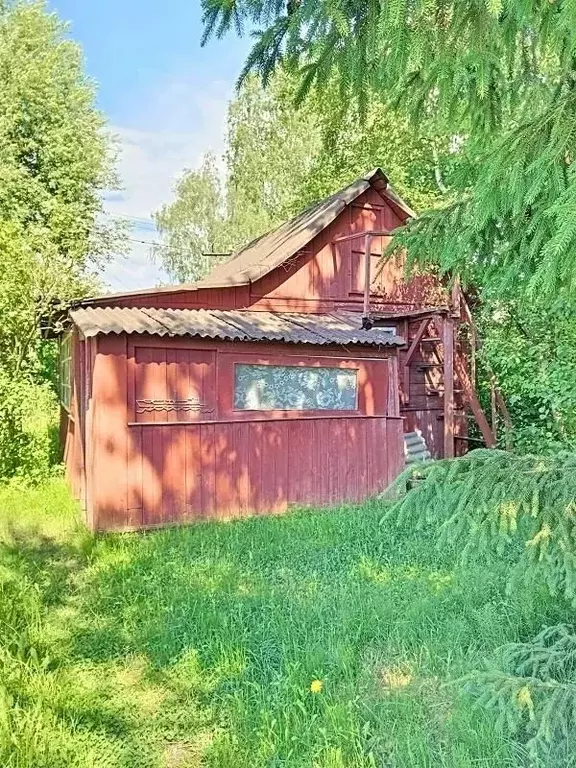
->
[368,285,512,459]
[404,431,432,464]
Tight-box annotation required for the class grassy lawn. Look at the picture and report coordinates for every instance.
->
[0,479,559,767]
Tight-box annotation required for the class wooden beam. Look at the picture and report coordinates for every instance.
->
[490,378,497,434]
[453,354,497,448]
[457,285,512,448]
[451,276,462,318]
[404,319,430,366]
[442,316,455,458]
[387,357,400,417]
[332,229,391,243]
[362,233,372,319]
[494,383,513,450]
[402,318,430,405]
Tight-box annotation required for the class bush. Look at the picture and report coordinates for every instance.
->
[478,297,576,454]
[0,370,59,481]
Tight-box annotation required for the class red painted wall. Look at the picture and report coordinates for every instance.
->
[66,184,453,529]
[83,335,402,530]
[94,188,446,314]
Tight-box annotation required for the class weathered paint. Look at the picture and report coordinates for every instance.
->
[83,336,401,530]
[63,182,451,530]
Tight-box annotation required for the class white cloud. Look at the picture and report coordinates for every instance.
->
[101,75,231,292]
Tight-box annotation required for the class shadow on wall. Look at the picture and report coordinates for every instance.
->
[93,337,402,530]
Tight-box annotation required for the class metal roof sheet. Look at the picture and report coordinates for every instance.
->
[69,307,405,347]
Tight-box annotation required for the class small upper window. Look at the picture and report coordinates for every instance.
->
[234,363,358,411]
[59,332,73,411]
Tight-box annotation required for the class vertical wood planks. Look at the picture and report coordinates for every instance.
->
[104,412,403,528]
[91,335,129,530]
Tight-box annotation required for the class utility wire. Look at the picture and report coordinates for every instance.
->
[127,237,200,256]
[103,211,157,227]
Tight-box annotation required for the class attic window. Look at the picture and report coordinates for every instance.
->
[234,363,358,411]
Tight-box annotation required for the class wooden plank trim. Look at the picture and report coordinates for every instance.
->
[442,315,455,458]
[332,229,391,243]
[362,233,372,318]
[128,414,405,427]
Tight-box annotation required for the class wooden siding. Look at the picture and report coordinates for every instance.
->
[104,189,446,314]
[64,180,460,531]
[62,331,87,507]
[124,415,403,528]
[86,334,402,530]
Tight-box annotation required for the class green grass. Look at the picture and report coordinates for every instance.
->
[0,479,562,767]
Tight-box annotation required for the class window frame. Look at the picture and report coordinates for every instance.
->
[59,331,73,412]
[233,361,360,413]
[218,350,390,421]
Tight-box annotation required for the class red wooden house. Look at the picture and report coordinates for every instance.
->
[60,168,505,531]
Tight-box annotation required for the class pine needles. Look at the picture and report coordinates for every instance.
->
[385,450,576,605]
[385,449,576,762]
[464,624,576,764]
[201,0,576,299]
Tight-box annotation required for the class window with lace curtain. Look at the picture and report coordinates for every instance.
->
[234,363,358,411]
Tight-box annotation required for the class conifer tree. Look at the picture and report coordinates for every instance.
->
[201,0,576,300]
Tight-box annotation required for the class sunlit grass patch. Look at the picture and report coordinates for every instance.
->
[0,478,563,767]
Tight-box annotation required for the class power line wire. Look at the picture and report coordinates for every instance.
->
[103,211,157,226]
[126,237,214,261]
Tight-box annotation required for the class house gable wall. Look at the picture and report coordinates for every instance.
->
[98,188,444,314]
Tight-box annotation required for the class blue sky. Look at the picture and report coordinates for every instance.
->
[49,1,250,291]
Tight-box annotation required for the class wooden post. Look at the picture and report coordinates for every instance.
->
[362,234,372,320]
[490,377,497,437]
[453,355,497,448]
[443,316,455,458]
[402,318,429,406]
[451,276,462,318]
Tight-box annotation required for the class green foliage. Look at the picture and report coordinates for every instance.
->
[386,450,576,762]
[223,71,323,246]
[153,153,231,282]
[386,450,576,606]
[202,0,576,300]
[465,624,576,765]
[478,296,576,453]
[0,371,59,481]
[0,1,123,479]
[0,479,557,766]
[0,1,121,363]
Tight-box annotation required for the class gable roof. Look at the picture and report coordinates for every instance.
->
[81,168,416,304]
[195,167,414,289]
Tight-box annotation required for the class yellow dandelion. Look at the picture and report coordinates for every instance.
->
[310,679,323,694]
[516,685,535,720]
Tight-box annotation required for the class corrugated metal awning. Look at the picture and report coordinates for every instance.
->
[69,307,404,347]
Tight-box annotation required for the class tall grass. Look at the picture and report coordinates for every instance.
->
[0,479,563,767]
